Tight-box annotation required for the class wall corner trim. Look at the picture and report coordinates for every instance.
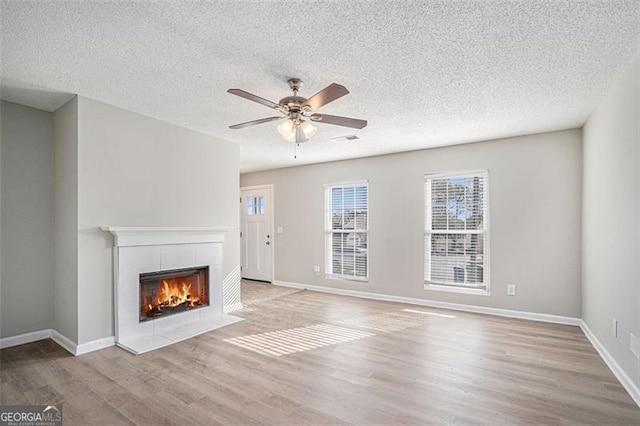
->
[49,329,78,355]
[580,320,640,407]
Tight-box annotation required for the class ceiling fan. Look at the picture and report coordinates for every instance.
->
[227,78,367,143]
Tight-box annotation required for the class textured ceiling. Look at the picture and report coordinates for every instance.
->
[2,1,639,173]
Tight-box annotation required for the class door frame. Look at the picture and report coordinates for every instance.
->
[240,184,275,283]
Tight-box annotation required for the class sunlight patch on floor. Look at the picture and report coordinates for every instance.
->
[233,306,257,313]
[402,308,457,318]
[338,311,447,332]
[223,323,374,356]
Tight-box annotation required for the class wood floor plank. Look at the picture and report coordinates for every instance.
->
[1,280,638,425]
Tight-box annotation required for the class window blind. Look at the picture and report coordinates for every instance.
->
[326,182,368,280]
[425,171,488,290]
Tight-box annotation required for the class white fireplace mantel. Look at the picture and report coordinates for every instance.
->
[102,226,230,247]
[102,226,242,354]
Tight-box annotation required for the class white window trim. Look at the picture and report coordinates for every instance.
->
[424,169,490,296]
[324,180,369,282]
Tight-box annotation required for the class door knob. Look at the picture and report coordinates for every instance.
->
[265,241,271,245]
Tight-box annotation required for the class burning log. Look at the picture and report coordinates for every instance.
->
[144,298,205,319]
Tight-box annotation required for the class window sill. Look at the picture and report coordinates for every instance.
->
[424,282,489,296]
[325,274,368,283]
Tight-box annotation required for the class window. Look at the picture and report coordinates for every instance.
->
[246,196,265,215]
[424,171,489,294]
[325,182,368,280]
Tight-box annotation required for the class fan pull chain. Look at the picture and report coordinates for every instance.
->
[294,143,299,159]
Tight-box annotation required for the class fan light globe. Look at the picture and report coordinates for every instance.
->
[277,118,317,143]
[300,120,318,139]
[277,118,295,141]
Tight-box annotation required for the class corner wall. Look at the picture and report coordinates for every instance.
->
[52,97,79,342]
[582,53,639,390]
[0,101,54,338]
[76,96,240,344]
[241,129,582,318]
[0,95,240,349]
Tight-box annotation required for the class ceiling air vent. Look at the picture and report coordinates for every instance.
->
[331,135,360,143]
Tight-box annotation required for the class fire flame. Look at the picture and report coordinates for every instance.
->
[160,280,194,306]
[147,280,200,314]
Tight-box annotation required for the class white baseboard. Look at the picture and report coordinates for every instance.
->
[1,328,115,356]
[580,320,640,407]
[274,280,581,326]
[76,336,116,355]
[0,329,51,349]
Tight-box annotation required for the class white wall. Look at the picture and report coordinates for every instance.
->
[75,96,240,344]
[582,53,639,389]
[1,101,54,338]
[52,97,79,342]
[241,130,582,317]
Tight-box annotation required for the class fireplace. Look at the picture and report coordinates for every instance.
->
[139,266,209,322]
[103,227,243,355]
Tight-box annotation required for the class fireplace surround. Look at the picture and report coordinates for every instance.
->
[102,227,242,354]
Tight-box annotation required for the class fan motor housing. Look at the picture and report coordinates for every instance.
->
[279,95,306,110]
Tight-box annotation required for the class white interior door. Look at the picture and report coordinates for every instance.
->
[240,186,273,282]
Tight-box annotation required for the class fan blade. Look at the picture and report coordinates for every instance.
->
[301,83,349,110]
[309,113,367,129]
[227,89,281,110]
[229,116,284,129]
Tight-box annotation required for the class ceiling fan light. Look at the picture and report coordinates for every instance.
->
[277,118,296,142]
[300,120,318,139]
[277,118,317,143]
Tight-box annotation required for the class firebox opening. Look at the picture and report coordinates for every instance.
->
[139,266,210,322]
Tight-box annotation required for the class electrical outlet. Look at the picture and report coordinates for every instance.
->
[313,265,321,276]
[612,318,618,337]
[631,333,639,358]
[507,284,516,296]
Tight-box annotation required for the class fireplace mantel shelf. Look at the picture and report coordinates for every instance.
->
[102,226,230,233]
[102,227,230,247]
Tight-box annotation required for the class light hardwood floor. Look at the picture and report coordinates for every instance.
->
[1,281,639,425]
